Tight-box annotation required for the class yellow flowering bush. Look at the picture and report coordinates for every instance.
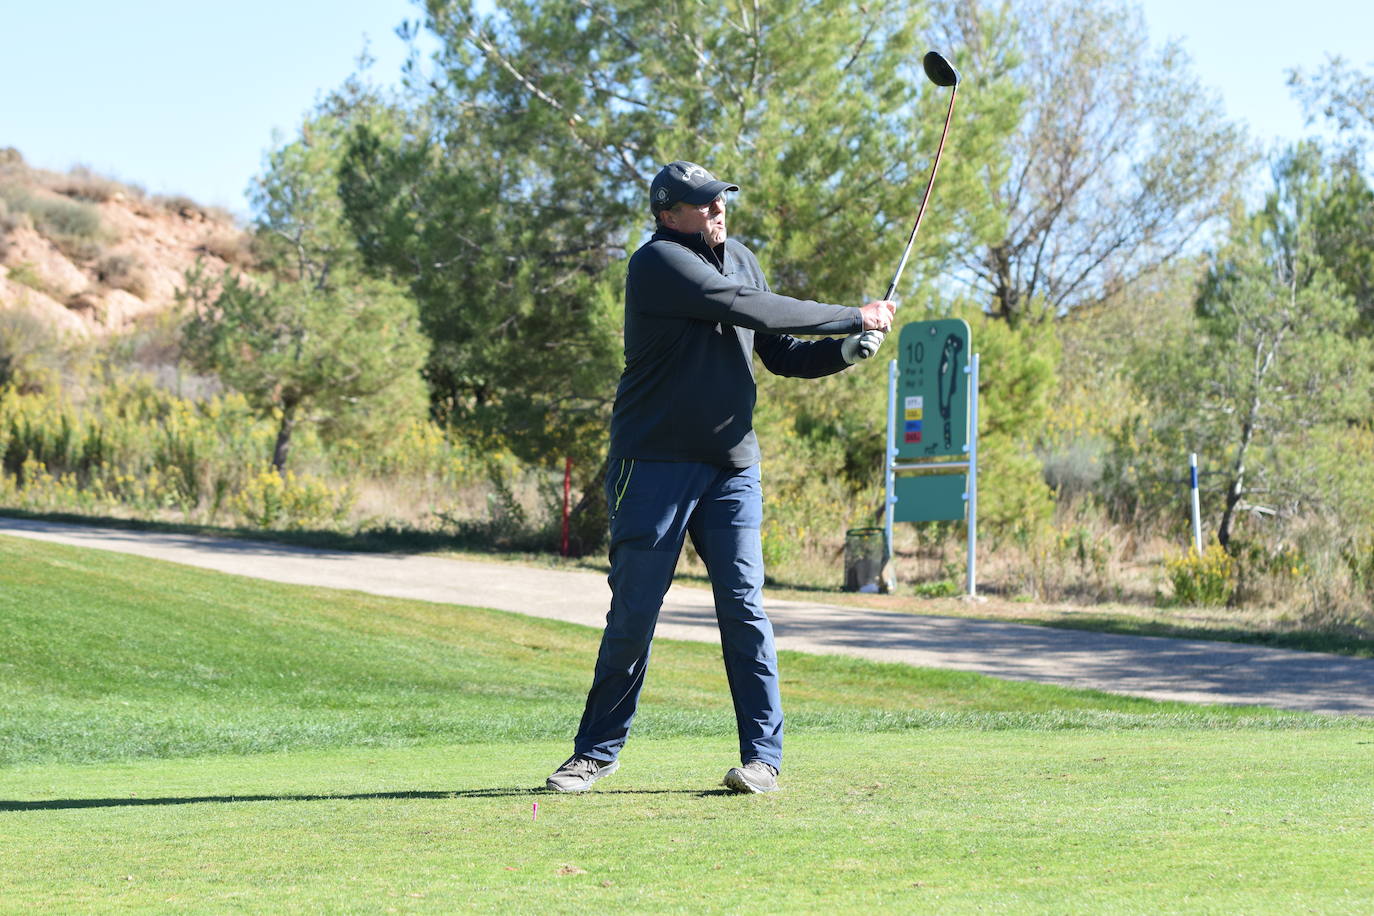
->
[0,376,472,531]
[1163,543,1237,607]
[230,468,355,531]
[760,517,801,574]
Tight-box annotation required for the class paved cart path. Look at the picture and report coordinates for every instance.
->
[5,517,1373,716]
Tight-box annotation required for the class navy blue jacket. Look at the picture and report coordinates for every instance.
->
[608,227,862,467]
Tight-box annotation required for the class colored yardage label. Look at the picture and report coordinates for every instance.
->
[904,394,924,441]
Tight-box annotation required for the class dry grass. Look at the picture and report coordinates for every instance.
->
[348,474,489,532]
[153,194,236,225]
[196,230,256,269]
[95,253,152,298]
[46,165,133,204]
[0,196,23,235]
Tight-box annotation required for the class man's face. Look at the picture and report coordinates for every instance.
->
[663,194,727,246]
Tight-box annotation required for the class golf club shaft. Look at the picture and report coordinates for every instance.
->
[883,82,960,302]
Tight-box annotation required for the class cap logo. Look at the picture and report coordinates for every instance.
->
[680,165,708,183]
[655,188,668,201]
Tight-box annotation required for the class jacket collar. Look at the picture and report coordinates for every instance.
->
[652,225,726,268]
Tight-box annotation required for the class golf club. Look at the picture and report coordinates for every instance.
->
[855,50,961,359]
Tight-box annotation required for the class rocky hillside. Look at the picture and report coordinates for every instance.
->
[0,147,253,338]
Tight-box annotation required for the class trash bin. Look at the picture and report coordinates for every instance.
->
[843,527,886,593]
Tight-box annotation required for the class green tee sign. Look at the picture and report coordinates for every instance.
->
[893,473,967,523]
[883,318,980,595]
[896,318,971,460]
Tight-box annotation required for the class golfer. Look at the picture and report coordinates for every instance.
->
[547,161,895,794]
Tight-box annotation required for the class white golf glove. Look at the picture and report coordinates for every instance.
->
[841,329,886,364]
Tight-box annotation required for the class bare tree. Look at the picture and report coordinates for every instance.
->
[1289,55,1374,139]
[1287,57,1374,330]
[1131,149,1374,548]
[935,0,1253,324]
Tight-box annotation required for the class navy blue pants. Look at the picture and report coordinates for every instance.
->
[573,459,783,771]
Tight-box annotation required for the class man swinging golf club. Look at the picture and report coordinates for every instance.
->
[545,160,895,794]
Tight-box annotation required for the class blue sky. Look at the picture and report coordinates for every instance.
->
[3,0,1369,220]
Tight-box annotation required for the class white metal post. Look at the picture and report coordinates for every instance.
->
[1189,452,1203,555]
[884,359,898,591]
[965,354,979,597]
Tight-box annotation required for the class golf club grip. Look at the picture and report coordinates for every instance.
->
[884,83,960,305]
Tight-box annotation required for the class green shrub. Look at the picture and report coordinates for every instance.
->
[0,183,108,261]
[952,305,1059,534]
[5,262,49,295]
[1346,542,1374,601]
[23,191,102,241]
[483,461,528,539]
[912,578,962,598]
[750,391,871,587]
[0,310,77,395]
[760,517,802,577]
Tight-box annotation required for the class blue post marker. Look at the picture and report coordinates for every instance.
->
[1189,452,1203,555]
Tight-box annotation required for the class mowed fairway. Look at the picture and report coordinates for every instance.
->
[2,535,1371,912]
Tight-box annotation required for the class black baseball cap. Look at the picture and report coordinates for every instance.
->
[649,160,739,213]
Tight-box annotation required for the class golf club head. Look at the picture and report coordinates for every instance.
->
[923,51,960,87]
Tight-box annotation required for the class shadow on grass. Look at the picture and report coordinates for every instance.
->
[1,787,735,811]
[751,573,1374,659]
[998,613,1374,659]
[0,506,564,558]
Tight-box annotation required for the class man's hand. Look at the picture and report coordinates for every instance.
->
[860,299,897,332]
[841,329,887,364]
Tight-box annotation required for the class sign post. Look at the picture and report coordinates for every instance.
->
[884,319,979,596]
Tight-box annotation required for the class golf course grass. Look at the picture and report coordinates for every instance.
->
[2,534,1371,912]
